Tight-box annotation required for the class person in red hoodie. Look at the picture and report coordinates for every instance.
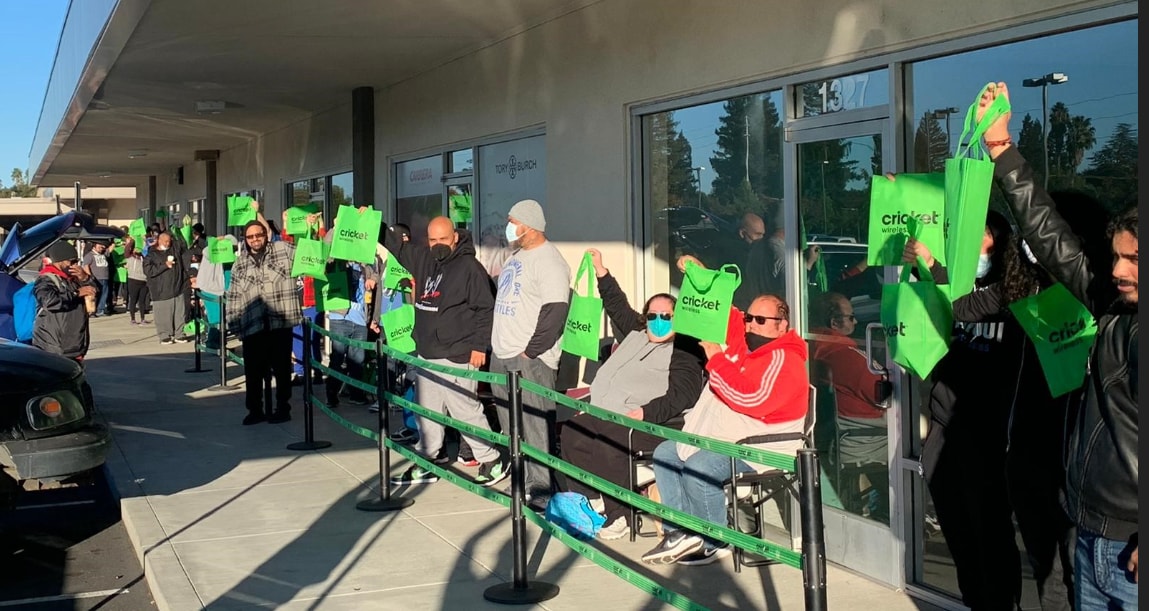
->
[33,241,98,362]
[809,291,891,520]
[642,293,809,566]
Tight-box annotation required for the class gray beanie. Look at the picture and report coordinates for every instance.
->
[508,199,546,232]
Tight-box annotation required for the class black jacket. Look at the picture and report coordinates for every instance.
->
[143,243,188,301]
[598,272,706,428]
[995,145,1138,540]
[32,269,94,360]
[384,226,493,363]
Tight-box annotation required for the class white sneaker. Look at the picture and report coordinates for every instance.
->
[597,516,629,541]
[588,497,605,514]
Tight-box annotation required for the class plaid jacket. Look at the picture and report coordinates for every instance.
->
[226,241,300,338]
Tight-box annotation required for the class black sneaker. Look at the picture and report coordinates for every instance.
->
[160,338,175,345]
[431,450,451,466]
[474,459,509,488]
[390,465,439,485]
[174,335,192,343]
[677,544,733,566]
[242,412,266,426]
[641,532,705,564]
[389,429,418,444]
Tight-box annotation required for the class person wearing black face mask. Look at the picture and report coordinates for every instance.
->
[382,216,505,487]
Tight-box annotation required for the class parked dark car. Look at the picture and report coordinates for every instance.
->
[0,211,115,506]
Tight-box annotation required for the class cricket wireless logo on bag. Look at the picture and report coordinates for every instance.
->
[680,295,722,311]
[1049,318,1089,354]
[338,228,369,240]
[389,324,414,337]
[299,255,325,266]
[566,319,592,333]
[879,211,949,236]
[494,155,538,180]
[885,321,907,337]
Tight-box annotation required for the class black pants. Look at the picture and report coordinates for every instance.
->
[241,328,293,416]
[127,279,150,319]
[560,413,664,526]
[924,417,1021,611]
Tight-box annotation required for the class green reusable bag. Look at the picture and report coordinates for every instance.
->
[867,173,946,266]
[382,250,414,292]
[672,261,741,343]
[880,259,952,379]
[227,195,257,227]
[1008,283,1097,397]
[381,303,417,354]
[329,205,382,264]
[285,203,321,236]
[128,218,146,246]
[290,237,328,279]
[449,193,473,225]
[943,84,1011,301]
[561,253,603,361]
[206,237,236,265]
[183,318,207,337]
[315,266,351,313]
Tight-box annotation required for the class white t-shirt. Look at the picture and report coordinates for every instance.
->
[491,241,571,369]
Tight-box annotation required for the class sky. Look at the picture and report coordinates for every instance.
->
[0,1,69,187]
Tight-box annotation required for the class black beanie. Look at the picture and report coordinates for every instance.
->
[46,241,78,263]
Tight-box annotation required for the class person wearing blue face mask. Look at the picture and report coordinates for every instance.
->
[558,248,707,540]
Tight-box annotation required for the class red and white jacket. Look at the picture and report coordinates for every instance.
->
[706,307,809,424]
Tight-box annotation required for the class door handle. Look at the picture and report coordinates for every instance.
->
[864,322,885,375]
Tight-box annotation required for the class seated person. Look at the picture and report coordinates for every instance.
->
[559,249,706,541]
[809,291,890,520]
[642,293,809,566]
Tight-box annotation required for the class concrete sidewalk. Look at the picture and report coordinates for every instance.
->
[86,314,942,610]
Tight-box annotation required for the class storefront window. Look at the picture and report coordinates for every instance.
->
[476,135,545,276]
[797,68,890,118]
[329,171,353,220]
[642,91,786,296]
[907,18,1138,214]
[395,155,444,247]
[449,148,473,173]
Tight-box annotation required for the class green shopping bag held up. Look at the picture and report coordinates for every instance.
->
[329,205,381,264]
[867,173,946,266]
[381,303,417,354]
[561,253,603,361]
[227,195,257,227]
[206,237,236,265]
[128,218,146,247]
[672,261,741,343]
[944,84,1011,301]
[315,266,351,313]
[291,237,328,279]
[285,203,321,237]
[880,219,953,378]
[1008,283,1097,397]
[382,250,414,292]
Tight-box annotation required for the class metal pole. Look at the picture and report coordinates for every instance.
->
[798,448,827,611]
[185,290,210,373]
[208,295,238,391]
[484,370,559,605]
[1041,84,1050,189]
[357,340,412,512]
[288,318,331,451]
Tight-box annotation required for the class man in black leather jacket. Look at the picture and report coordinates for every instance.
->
[981,82,1138,609]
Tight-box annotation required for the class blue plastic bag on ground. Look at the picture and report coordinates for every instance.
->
[543,492,605,540]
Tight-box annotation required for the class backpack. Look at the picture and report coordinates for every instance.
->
[543,492,605,540]
[13,281,38,343]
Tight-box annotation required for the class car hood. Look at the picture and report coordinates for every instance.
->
[0,338,82,387]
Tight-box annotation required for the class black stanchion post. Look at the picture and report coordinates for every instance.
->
[798,448,827,611]
[484,370,559,605]
[288,319,331,451]
[184,289,210,373]
[357,340,413,512]
[208,295,239,392]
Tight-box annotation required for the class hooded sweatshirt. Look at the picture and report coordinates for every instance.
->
[32,265,92,359]
[384,226,493,363]
[143,242,188,300]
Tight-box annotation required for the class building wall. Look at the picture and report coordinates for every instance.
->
[371,0,1119,296]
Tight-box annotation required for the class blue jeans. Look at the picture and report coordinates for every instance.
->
[1076,530,1138,610]
[652,440,752,549]
[327,318,368,399]
[292,307,323,376]
[95,279,110,314]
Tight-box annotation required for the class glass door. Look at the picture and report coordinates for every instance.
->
[790,119,906,586]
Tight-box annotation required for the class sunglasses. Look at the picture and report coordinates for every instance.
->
[645,312,672,321]
[245,233,266,240]
[744,313,785,325]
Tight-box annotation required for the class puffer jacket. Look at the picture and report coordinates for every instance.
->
[994,145,1138,541]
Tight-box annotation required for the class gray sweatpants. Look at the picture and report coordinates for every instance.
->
[415,357,500,464]
[490,354,557,498]
[152,297,186,341]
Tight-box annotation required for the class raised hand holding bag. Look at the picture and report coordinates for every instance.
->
[329,205,382,264]
[561,252,603,361]
[672,261,741,343]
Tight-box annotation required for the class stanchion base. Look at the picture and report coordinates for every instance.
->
[483,581,560,605]
[286,440,332,451]
[207,384,240,392]
[356,496,414,512]
[184,367,212,373]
